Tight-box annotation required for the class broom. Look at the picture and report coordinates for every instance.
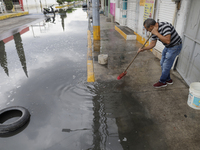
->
[117,34,153,80]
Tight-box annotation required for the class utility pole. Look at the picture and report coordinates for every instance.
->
[39,0,42,12]
[92,0,100,40]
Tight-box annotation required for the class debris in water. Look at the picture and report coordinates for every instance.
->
[122,137,127,141]
[62,128,90,132]
[184,115,187,118]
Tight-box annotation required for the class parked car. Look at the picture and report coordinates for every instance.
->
[82,2,87,8]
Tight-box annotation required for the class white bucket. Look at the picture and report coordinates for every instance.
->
[187,82,200,110]
[98,54,108,65]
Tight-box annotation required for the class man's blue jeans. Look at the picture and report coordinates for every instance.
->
[160,43,182,83]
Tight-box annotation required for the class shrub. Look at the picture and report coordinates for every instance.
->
[4,0,13,11]
[57,0,64,5]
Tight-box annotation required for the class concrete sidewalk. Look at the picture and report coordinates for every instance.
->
[91,14,200,149]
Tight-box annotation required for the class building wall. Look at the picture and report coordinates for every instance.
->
[110,0,115,16]
[134,0,189,48]
[23,0,56,10]
[137,5,144,36]
[174,0,191,39]
[101,0,104,10]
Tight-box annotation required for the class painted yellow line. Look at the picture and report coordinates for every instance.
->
[55,5,68,8]
[0,12,29,20]
[87,30,95,82]
[55,3,75,8]
[115,25,127,40]
[115,26,152,51]
[134,32,152,51]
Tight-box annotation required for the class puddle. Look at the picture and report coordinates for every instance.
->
[0,8,168,150]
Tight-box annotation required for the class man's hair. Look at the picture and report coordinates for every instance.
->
[143,18,156,28]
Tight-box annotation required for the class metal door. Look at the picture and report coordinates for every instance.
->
[126,0,138,31]
[115,0,120,23]
[177,0,200,85]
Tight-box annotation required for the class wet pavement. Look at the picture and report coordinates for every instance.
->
[0,6,200,150]
[89,13,200,150]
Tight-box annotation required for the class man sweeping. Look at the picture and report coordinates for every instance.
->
[138,18,182,88]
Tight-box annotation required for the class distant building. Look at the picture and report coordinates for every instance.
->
[10,0,56,11]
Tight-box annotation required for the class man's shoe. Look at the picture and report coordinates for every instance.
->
[153,81,167,88]
[166,79,173,85]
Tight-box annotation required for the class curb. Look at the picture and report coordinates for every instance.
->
[0,12,29,20]
[115,25,136,40]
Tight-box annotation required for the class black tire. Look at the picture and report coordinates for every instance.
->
[0,106,30,134]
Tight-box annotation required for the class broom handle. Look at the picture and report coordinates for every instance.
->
[124,34,153,72]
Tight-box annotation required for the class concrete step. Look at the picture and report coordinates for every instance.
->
[115,25,136,40]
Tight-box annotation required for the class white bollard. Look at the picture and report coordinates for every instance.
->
[98,54,108,65]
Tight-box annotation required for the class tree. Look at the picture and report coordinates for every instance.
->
[57,0,65,5]
[4,0,13,11]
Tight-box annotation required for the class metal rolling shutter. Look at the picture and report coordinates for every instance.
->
[127,0,137,31]
[154,0,177,52]
[115,0,120,23]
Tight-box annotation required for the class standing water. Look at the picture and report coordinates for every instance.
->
[0,7,167,150]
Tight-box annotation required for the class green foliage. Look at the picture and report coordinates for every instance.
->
[66,8,76,13]
[58,9,67,18]
[57,0,64,5]
[57,0,74,5]
[4,0,13,10]
[65,0,73,3]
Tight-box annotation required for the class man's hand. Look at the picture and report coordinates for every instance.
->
[137,47,145,53]
[137,40,157,53]
[151,23,159,35]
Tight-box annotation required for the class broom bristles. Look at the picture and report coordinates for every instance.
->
[117,71,127,80]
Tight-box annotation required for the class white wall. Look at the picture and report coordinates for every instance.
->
[23,0,56,10]
[24,0,56,5]
[101,0,104,10]
[137,6,144,36]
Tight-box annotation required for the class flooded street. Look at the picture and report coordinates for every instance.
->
[0,8,95,150]
[0,8,167,150]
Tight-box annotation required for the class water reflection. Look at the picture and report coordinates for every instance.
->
[45,15,55,24]
[82,8,87,12]
[0,119,30,138]
[58,9,67,31]
[89,81,168,149]
[0,8,92,149]
[58,8,76,31]
[62,128,91,132]
[92,91,108,150]
[0,40,9,76]
[13,33,28,77]
[0,30,28,77]
[66,8,76,14]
